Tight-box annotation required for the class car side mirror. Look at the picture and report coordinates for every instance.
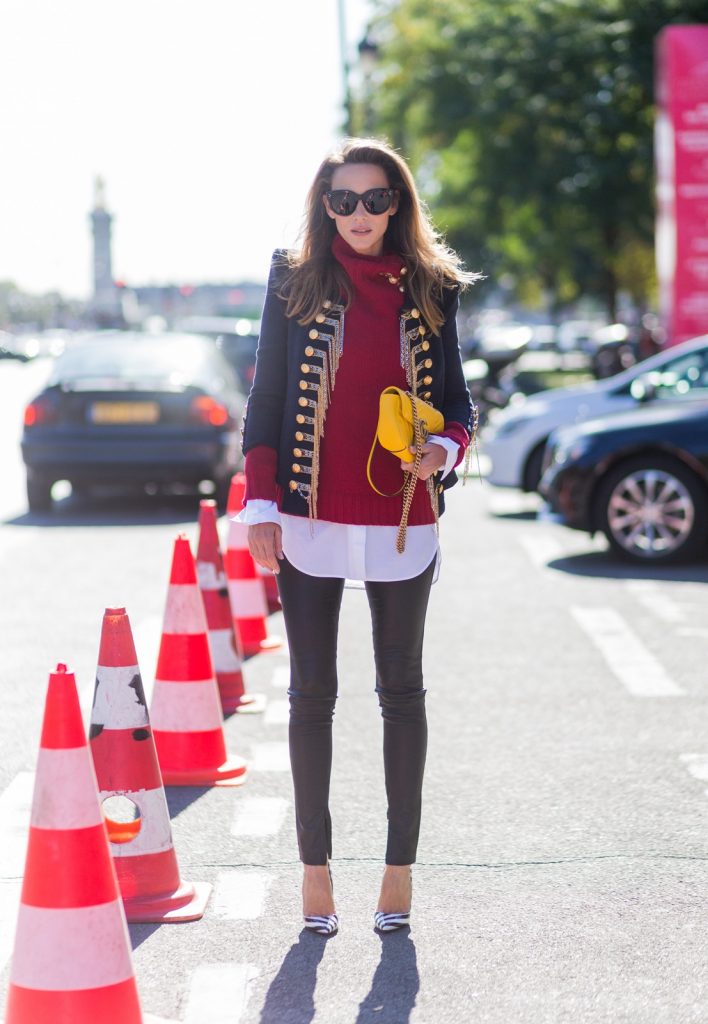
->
[630,376,656,402]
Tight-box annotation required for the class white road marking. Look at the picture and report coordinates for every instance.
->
[231,797,288,838]
[184,963,258,1024]
[0,772,34,972]
[264,699,289,725]
[212,870,273,920]
[624,581,685,625]
[249,742,291,772]
[570,606,684,697]
[270,664,290,690]
[679,754,708,783]
[0,880,22,974]
[0,772,34,878]
[517,532,565,568]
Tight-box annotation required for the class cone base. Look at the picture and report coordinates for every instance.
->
[124,879,212,923]
[222,692,267,715]
[241,634,282,657]
[161,753,248,787]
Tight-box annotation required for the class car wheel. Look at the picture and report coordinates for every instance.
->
[523,441,547,493]
[26,475,53,513]
[595,456,708,563]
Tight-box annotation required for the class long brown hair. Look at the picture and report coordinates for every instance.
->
[278,137,481,332]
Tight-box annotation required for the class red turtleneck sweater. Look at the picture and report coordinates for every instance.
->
[244,235,468,525]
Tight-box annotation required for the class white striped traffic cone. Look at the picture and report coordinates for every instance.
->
[225,473,281,657]
[90,607,212,922]
[196,500,266,713]
[5,664,143,1024]
[150,534,248,786]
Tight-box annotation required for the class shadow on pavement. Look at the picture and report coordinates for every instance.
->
[355,932,419,1024]
[165,785,212,819]
[488,509,538,521]
[548,550,708,583]
[3,490,213,528]
[259,929,328,1024]
[128,921,162,951]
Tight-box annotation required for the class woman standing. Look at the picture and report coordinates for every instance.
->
[240,138,478,935]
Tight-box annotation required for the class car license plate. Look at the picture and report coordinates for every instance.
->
[90,401,160,424]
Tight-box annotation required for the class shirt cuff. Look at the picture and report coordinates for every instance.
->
[233,500,282,526]
[428,435,459,479]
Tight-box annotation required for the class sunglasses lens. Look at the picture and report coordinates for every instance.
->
[365,189,392,214]
[327,189,393,216]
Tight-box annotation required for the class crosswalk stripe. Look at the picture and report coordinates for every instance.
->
[231,797,289,838]
[184,963,258,1024]
[624,581,685,624]
[270,664,290,690]
[212,870,273,920]
[249,742,291,772]
[264,699,289,725]
[517,532,565,568]
[571,606,684,697]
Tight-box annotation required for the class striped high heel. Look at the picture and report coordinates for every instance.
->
[303,863,338,936]
[374,868,412,933]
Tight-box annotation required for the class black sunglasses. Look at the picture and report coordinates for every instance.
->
[325,187,397,216]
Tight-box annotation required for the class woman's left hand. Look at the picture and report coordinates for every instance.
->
[401,442,447,481]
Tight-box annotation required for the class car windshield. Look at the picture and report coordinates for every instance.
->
[646,350,708,399]
[49,335,215,387]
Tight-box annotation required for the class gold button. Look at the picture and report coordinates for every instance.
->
[299,381,308,390]
[305,346,314,357]
[411,308,420,318]
[422,340,430,351]
[316,313,326,323]
[293,448,303,457]
[292,463,301,473]
[423,392,431,399]
[289,480,298,491]
[300,363,310,373]
[296,413,306,423]
[298,397,308,407]
[295,431,304,441]
[400,267,407,275]
[424,358,433,368]
[309,329,319,340]
[418,325,426,336]
[399,285,405,292]
[323,300,332,309]
[423,375,433,385]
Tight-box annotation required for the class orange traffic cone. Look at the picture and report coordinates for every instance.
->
[225,473,281,657]
[196,500,266,713]
[5,664,143,1024]
[90,607,212,922]
[150,535,248,786]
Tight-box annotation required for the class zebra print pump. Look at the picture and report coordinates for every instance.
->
[373,910,411,932]
[303,863,338,936]
[374,869,413,932]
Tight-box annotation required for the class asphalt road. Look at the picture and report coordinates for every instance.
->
[1,357,708,1024]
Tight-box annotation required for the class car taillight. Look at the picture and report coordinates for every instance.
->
[24,398,57,427]
[190,395,230,426]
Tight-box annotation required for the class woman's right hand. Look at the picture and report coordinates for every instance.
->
[248,522,284,574]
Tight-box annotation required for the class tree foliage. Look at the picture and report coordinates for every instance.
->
[369,0,708,317]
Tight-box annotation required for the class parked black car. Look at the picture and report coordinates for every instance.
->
[539,398,708,564]
[21,331,245,512]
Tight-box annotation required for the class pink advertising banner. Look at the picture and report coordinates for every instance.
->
[655,26,708,346]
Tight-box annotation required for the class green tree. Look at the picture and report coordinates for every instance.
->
[370,0,708,318]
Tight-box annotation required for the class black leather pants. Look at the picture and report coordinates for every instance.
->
[276,553,436,866]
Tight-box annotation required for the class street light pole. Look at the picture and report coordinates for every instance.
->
[337,0,353,136]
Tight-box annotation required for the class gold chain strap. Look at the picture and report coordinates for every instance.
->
[396,393,426,554]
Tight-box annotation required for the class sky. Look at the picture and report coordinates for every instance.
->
[0,0,374,298]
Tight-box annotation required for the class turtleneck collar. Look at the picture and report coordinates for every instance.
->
[331,232,406,290]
